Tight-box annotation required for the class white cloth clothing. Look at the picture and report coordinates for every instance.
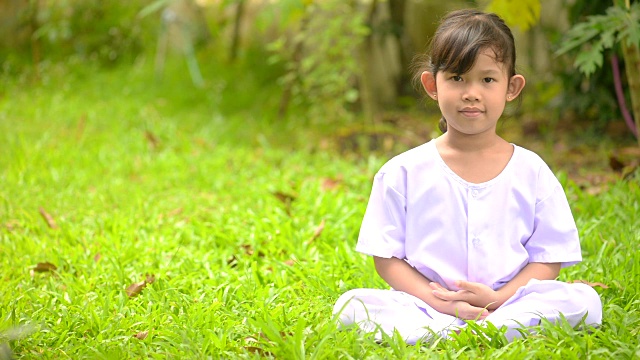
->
[334,140,602,343]
[334,279,602,344]
[356,140,581,290]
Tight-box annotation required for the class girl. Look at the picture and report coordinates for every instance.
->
[333,9,602,344]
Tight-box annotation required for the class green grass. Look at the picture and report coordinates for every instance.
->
[1,56,639,359]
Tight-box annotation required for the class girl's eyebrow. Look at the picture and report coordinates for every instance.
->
[477,69,501,75]
[441,69,502,76]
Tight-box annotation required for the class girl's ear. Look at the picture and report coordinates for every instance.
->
[507,74,526,101]
[421,71,438,100]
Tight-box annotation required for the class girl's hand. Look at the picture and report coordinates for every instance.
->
[441,300,489,320]
[430,281,500,310]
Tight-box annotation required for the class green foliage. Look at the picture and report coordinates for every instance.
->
[0,0,156,71]
[485,0,541,31]
[533,1,622,130]
[557,3,640,77]
[267,0,369,123]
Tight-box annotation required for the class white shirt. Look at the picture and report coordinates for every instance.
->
[356,140,581,291]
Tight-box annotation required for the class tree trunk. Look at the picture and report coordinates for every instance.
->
[278,9,309,118]
[230,0,245,62]
[28,0,41,81]
[356,0,379,124]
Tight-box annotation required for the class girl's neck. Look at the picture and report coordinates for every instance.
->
[435,130,514,184]
[438,130,507,153]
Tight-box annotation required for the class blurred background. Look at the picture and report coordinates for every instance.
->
[1,0,638,182]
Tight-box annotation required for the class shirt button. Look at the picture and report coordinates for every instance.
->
[472,190,479,197]
[472,237,481,247]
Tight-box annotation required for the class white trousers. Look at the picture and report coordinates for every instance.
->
[333,279,602,344]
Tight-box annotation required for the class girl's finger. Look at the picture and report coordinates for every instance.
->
[433,290,464,301]
[432,290,450,300]
[456,280,478,292]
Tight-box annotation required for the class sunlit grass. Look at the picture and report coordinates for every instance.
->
[0,57,639,358]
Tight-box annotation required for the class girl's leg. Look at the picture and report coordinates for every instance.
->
[485,279,602,341]
[333,288,464,344]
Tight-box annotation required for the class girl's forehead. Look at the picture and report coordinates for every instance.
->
[442,50,509,75]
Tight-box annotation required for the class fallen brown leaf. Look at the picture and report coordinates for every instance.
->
[145,130,160,149]
[571,280,610,289]
[283,259,295,266]
[5,220,19,231]
[126,281,147,298]
[321,177,343,191]
[245,346,272,357]
[241,244,254,256]
[38,207,58,229]
[272,191,296,204]
[244,335,273,356]
[133,331,148,340]
[33,262,57,273]
[307,219,325,244]
[145,273,156,284]
[126,273,157,298]
[227,255,238,268]
[585,184,609,196]
[272,191,296,216]
[93,253,102,263]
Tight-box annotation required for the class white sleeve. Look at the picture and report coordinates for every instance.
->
[355,169,407,259]
[525,167,582,268]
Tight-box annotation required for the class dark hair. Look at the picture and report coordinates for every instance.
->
[412,9,518,133]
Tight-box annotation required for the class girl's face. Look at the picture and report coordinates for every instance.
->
[421,49,525,137]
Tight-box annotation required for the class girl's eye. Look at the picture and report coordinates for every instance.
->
[483,77,495,83]
[451,76,463,82]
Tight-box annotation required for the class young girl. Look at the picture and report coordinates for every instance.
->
[333,9,602,344]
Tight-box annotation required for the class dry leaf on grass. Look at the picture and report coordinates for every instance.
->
[145,273,156,284]
[272,191,296,204]
[241,244,254,256]
[283,259,296,266]
[145,130,160,149]
[227,255,238,268]
[5,220,20,231]
[244,335,273,356]
[33,262,57,273]
[126,274,157,298]
[126,281,147,298]
[307,219,325,244]
[244,346,272,357]
[571,280,610,289]
[133,331,148,340]
[38,207,58,229]
[321,177,343,191]
[93,253,102,262]
[272,191,296,215]
[240,244,265,257]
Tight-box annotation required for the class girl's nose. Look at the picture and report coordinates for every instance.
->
[462,86,480,101]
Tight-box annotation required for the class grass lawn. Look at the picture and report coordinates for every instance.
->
[1,57,639,359]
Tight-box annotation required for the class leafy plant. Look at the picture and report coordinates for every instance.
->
[266,0,369,124]
[557,1,640,144]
